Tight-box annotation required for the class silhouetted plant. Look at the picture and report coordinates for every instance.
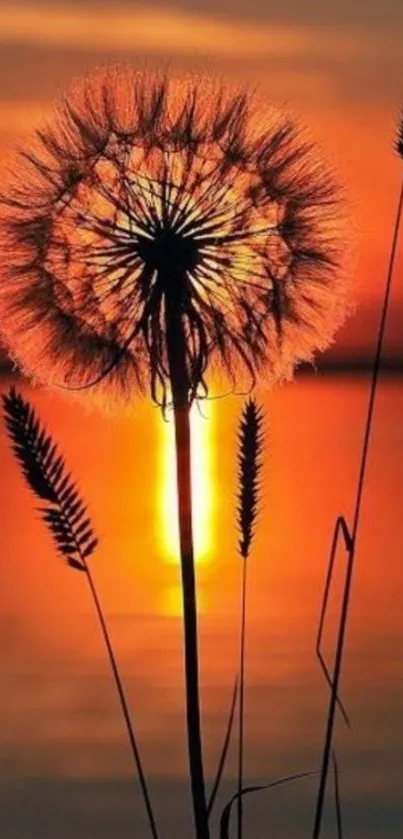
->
[0,68,349,403]
[207,398,264,830]
[312,109,403,839]
[219,770,318,839]
[207,676,238,820]
[236,398,264,839]
[0,65,351,839]
[395,110,403,159]
[2,386,160,839]
[332,750,344,839]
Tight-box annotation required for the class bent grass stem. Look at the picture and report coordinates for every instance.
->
[312,178,403,839]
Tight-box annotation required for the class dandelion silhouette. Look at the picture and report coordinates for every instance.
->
[0,65,350,839]
[0,66,348,401]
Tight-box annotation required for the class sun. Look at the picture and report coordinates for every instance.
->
[159,402,214,564]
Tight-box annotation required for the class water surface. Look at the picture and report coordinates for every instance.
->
[0,374,402,838]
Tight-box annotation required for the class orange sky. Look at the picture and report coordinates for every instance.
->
[1,8,403,837]
[2,1,401,583]
[0,0,402,363]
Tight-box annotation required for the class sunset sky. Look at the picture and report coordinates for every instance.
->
[0,0,402,361]
[1,4,403,839]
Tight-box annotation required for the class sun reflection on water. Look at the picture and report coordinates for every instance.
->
[159,403,214,565]
[159,583,208,617]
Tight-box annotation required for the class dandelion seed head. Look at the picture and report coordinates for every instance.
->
[0,65,351,409]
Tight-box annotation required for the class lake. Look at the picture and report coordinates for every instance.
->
[0,373,402,838]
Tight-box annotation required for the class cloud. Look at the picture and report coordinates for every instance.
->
[5,0,403,29]
[0,3,398,62]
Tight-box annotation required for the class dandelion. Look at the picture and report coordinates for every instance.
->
[0,65,350,839]
[0,66,348,403]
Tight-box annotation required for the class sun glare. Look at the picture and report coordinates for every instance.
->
[160,583,208,617]
[160,403,214,564]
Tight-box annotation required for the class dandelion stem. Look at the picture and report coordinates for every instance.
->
[237,557,248,839]
[165,285,209,839]
[84,565,160,839]
[312,176,403,839]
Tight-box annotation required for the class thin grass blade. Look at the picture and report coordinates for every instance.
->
[332,751,343,839]
[220,771,318,839]
[316,515,352,727]
[312,129,403,839]
[207,676,238,819]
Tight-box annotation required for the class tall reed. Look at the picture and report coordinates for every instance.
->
[236,398,264,839]
[2,387,159,839]
[312,112,403,839]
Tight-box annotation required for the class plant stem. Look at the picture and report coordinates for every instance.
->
[207,676,238,818]
[165,290,209,839]
[312,177,403,839]
[237,557,248,839]
[85,565,159,839]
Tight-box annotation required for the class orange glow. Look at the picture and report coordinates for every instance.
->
[0,8,403,828]
[159,582,208,617]
[1,375,403,785]
[0,5,388,61]
[159,403,215,565]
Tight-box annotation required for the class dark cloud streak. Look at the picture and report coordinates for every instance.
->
[0,40,400,108]
[8,0,403,29]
